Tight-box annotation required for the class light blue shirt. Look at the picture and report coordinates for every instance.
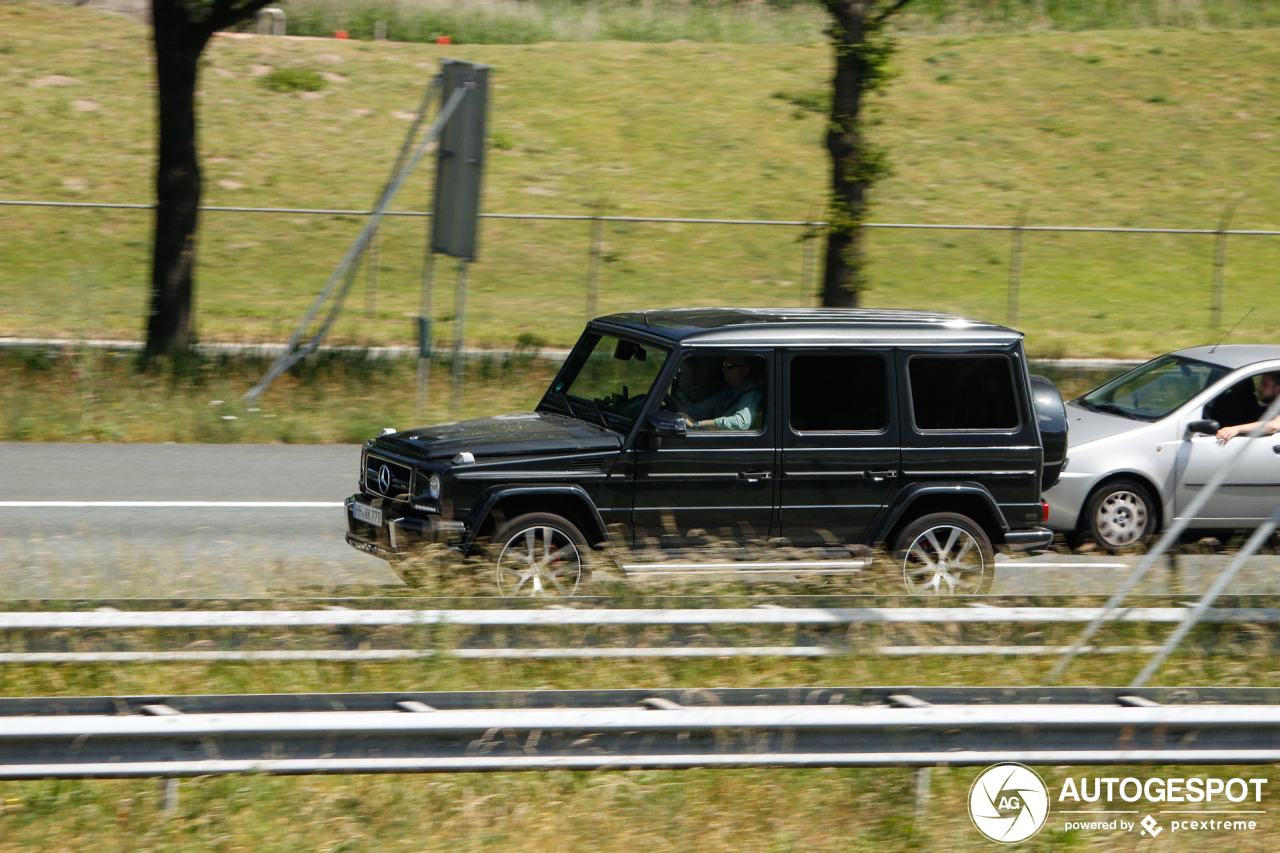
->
[683,379,763,431]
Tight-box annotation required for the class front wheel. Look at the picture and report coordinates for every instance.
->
[1081,479,1156,553]
[895,512,994,595]
[491,512,589,597]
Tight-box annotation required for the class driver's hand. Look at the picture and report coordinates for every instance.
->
[1216,425,1240,443]
[682,415,696,429]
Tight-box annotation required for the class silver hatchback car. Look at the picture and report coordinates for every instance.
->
[1045,345,1280,550]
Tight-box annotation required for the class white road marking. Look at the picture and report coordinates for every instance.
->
[0,501,345,508]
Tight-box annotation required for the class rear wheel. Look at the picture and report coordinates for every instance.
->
[491,512,589,597]
[1081,479,1156,553]
[895,512,994,595]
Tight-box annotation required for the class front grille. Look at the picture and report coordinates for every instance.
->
[365,455,413,500]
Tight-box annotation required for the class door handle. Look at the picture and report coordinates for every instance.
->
[738,470,772,483]
[867,469,898,483]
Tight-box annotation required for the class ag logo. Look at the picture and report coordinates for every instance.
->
[968,763,1050,843]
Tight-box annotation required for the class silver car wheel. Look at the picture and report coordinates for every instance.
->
[496,525,583,597]
[901,524,987,596]
[1094,489,1148,548]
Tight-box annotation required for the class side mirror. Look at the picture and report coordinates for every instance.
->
[1187,419,1220,436]
[646,411,687,439]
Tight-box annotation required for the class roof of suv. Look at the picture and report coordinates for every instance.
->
[593,307,1023,346]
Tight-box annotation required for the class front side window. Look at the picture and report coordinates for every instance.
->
[909,355,1019,431]
[790,353,887,432]
[544,334,669,430]
[1080,355,1228,422]
[663,352,768,432]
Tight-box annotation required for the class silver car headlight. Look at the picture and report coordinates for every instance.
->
[426,472,441,500]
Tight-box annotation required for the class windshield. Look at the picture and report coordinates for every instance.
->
[1079,355,1228,422]
[541,333,669,430]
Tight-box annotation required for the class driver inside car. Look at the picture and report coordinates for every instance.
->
[1216,371,1280,442]
[673,355,764,431]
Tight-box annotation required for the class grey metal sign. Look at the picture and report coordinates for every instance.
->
[431,59,489,261]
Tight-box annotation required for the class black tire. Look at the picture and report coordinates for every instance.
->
[490,512,590,597]
[1080,479,1156,554]
[894,512,995,595]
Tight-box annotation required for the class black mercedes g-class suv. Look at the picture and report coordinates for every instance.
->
[346,308,1065,595]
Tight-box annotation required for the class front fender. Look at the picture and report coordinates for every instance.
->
[461,484,608,554]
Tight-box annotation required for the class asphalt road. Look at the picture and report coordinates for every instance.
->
[0,443,400,597]
[2,443,1277,599]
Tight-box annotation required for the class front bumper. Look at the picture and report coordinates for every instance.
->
[1044,471,1105,531]
[344,494,465,560]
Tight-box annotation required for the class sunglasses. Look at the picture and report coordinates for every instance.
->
[722,361,748,370]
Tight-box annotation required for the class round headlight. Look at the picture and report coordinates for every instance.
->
[427,473,441,500]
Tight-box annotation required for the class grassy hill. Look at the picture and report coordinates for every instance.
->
[2,2,1280,357]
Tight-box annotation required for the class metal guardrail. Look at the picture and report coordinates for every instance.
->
[4,687,1280,778]
[2,606,1277,629]
[0,606,1260,661]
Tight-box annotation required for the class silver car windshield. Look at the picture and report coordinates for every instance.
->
[1078,355,1228,422]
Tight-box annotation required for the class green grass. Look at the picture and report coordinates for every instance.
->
[268,0,1280,46]
[4,3,1280,359]
[0,347,560,443]
[259,67,327,92]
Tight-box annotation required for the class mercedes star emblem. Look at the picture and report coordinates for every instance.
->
[378,465,392,493]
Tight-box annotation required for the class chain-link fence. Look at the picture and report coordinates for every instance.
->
[2,198,1277,350]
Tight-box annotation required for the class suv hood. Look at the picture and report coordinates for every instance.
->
[376,412,622,461]
[1065,400,1145,446]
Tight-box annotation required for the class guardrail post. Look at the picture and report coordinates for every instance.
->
[256,7,285,36]
[417,245,436,419]
[914,766,932,823]
[450,259,469,415]
[162,777,179,813]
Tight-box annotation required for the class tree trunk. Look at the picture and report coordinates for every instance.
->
[145,5,208,357]
[821,1,870,309]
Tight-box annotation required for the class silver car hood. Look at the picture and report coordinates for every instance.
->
[1064,400,1145,446]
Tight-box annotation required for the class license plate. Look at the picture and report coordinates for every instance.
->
[351,502,383,527]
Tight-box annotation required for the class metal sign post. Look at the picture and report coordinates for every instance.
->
[450,260,469,415]
[415,244,436,419]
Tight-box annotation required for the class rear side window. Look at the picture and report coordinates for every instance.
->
[909,355,1019,431]
[790,353,888,432]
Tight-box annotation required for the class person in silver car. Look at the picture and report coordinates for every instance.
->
[1216,371,1280,442]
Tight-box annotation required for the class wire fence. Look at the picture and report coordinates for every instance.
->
[1,198,1275,344]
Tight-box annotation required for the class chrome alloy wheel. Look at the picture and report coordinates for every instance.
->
[495,525,583,597]
[1093,489,1148,549]
[901,525,987,595]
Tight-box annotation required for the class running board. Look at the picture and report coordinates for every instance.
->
[617,559,873,576]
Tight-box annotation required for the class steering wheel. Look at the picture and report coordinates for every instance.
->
[661,392,679,412]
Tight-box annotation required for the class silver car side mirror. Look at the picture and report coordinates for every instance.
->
[1187,419,1220,436]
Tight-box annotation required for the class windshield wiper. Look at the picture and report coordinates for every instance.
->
[583,397,616,431]
[1089,402,1135,419]
[549,391,579,420]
